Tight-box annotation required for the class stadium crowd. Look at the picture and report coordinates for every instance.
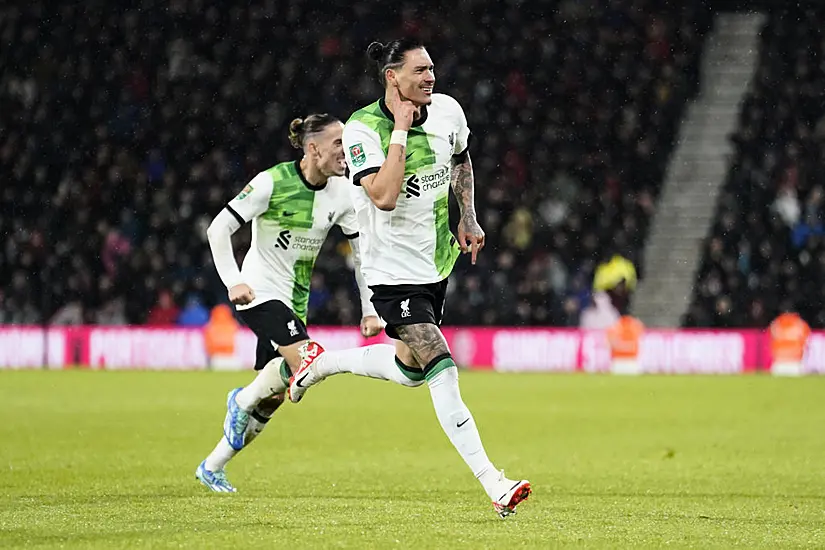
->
[1,0,710,327]
[686,9,825,329]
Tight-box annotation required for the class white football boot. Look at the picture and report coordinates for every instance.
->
[489,471,532,518]
[287,341,326,403]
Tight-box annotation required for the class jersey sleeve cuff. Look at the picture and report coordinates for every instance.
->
[343,232,359,239]
[224,275,245,289]
[351,167,380,186]
[361,302,378,317]
[225,204,246,225]
[452,133,473,160]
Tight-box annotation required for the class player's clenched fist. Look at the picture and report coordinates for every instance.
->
[228,283,255,305]
[360,315,384,338]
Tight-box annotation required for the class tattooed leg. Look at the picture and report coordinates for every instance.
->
[395,323,450,368]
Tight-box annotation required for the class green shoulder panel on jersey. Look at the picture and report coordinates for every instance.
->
[348,102,392,148]
[261,162,316,230]
[348,102,435,176]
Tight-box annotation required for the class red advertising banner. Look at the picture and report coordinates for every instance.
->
[0,325,818,373]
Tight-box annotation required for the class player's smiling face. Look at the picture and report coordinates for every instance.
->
[309,122,346,177]
[391,48,435,106]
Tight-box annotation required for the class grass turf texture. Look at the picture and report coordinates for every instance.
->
[1,371,823,549]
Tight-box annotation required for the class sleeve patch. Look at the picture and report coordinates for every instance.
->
[235,183,254,200]
[349,143,366,167]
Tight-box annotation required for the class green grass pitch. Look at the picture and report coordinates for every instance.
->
[1,370,824,549]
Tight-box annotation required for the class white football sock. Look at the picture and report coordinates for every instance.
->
[426,359,498,496]
[235,357,288,411]
[204,437,237,471]
[204,407,273,471]
[312,344,425,387]
[244,408,272,446]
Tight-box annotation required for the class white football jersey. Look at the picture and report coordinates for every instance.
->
[343,93,469,286]
[225,161,358,321]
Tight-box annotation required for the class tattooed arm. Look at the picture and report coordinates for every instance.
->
[451,153,485,264]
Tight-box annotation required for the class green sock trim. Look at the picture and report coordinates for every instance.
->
[279,360,292,386]
[395,357,425,382]
[424,357,456,382]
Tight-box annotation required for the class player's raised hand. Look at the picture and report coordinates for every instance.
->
[390,85,420,131]
[228,283,255,305]
[457,216,486,265]
[360,315,384,338]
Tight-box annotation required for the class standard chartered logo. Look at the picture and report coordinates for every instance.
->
[405,167,450,199]
[275,230,291,250]
[275,230,324,252]
[405,175,421,198]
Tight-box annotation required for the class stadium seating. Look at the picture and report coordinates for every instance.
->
[1,0,709,326]
[686,9,825,328]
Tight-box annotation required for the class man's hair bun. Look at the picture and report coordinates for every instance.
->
[367,41,385,62]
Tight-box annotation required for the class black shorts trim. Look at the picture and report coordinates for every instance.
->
[369,280,448,340]
[352,167,380,186]
[237,300,309,370]
[395,356,425,381]
[225,204,246,225]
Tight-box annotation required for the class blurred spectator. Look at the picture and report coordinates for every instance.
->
[772,185,800,227]
[146,290,180,326]
[503,208,535,251]
[204,304,241,369]
[791,185,825,248]
[95,297,128,325]
[580,292,621,330]
[581,254,637,329]
[178,294,210,327]
[102,229,132,278]
[50,301,84,325]
[593,254,637,315]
